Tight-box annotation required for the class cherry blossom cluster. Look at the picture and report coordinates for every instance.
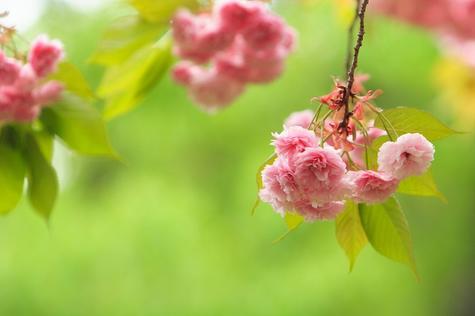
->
[373,0,475,66]
[0,35,64,122]
[171,0,296,111]
[259,77,435,221]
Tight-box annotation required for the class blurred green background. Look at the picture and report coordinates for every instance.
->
[1,1,474,315]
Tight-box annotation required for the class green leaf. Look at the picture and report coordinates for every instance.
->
[98,34,173,119]
[273,212,305,243]
[285,212,304,230]
[374,107,458,141]
[0,144,26,215]
[90,15,165,66]
[367,135,389,170]
[336,201,367,271]
[49,62,95,101]
[128,0,200,23]
[24,133,59,220]
[251,154,277,215]
[41,94,117,158]
[398,169,447,203]
[359,197,418,277]
[32,130,54,162]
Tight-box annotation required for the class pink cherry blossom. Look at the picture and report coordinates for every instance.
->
[284,109,314,128]
[171,61,202,86]
[171,0,296,110]
[242,14,286,51]
[0,52,21,86]
[0,36,65,123]
[34,81,63,104]
[0,86,36,121]
[294,200,345,221]
[271,126,318,158]
[15,64,37,91]
[216,0,266,33]
[259,158,300,214]
[294,146,348,202]
[347,170,399,204]
[29,35,64,77]
[378,133,435,179]
[172,10,235,64]
[187,68,245,111]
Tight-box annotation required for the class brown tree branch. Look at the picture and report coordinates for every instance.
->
[340,0,370,131]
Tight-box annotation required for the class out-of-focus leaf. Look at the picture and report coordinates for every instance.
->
[252,154,276,215]
[336,201,367,271]
[0,144,26,215]
[285,212,304,230]
[49,62,95,101]
[374,107,458,141]
[90,15,165,66]
[24,133,58,220]
[98,34,173,119]
[41,94,117,158]
[128,0,200,23]
[98,35,172,119]
[359,197,418,277]
[32,130,54,162]
[398,169,447,203]
[274,212,305,243]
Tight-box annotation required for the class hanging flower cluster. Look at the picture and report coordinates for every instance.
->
[0,35,64,122]
[171,0,296,111]
[258,76,435,221]
[373,0,475,66]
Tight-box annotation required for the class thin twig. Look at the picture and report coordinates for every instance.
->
[340,0,370,131]
[345,0,361,76]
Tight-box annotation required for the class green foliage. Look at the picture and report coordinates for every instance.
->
[31,130,54,162]
[335,201,367,271]
[24,133,59,220]
[252,154,277,214]
[375,107,458,141]
[128,0,200,23]
[90,15,166,66]
[0,143,26,215]
[41,94,116,157]
[91,0,206,119]
[359,197,418,277]
[285,212,304,231]
[367,135,389,170]
[49,62,95,101]
[274,212,305,243]
[398,169,447,203]
[97,35,173,119]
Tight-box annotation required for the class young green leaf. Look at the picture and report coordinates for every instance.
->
[285,212,304,231]
[367,135,389,170]
[24,133,59,220]
[128,0,200,23]
[273,212,305,243]
[0,144,26,215]
[98,35,173,119]
[49,62,95,101]
[336,201,368,271]
[359,197,418,277]
[251,154,276,215]
[31,130,54,162]
[41,94,117,158]
[398,169,447,203]
[90,15,166,66]
[374,107,458,141]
